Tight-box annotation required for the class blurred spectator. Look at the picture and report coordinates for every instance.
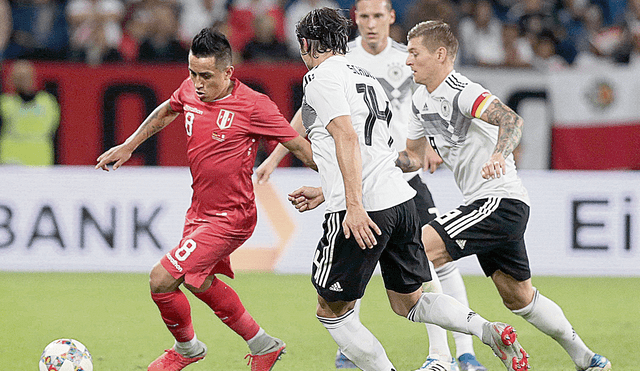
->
[0,60,60,166]
[242,13,291,62]
[177,0,228,45]
[227,0,286,57]
[404,0,459,39]
[531,29,567,70]
[66,0,125,64]
[459,0,504,66]
[138,2,188,62]
[284,0,339,58]
[118,2,152,62]
[0,0,11,60]
[4,0,69,61]
[506,0,555,38]
[573,4,623,67]
[501,21,534,67]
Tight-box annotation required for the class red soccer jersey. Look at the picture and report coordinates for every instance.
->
[169,77,299,235]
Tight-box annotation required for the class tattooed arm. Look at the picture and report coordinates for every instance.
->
[396,137,428,173]
[478,98,523,179]
[96,100,179,171]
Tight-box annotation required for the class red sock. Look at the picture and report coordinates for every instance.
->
[193,277,260,341]
[151,290,195,342]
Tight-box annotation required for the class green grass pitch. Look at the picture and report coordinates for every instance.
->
[1,272,636,370]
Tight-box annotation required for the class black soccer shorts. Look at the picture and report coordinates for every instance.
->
[311,199,431,302]
[428,197,532,281]
[407,174,439,227]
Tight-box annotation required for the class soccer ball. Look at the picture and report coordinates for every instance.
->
[39,339,93,371]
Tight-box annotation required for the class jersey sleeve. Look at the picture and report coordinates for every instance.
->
[406,96,426,140]
[305,74,350,127]
[169,79,189,113]
[458,81,497,119]
[249,93,299,143]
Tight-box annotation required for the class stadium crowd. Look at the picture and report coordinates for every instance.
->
[1,0,639,69]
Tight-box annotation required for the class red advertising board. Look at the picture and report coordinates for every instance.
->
[1,61,308,166]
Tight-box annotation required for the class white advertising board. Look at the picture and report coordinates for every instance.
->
[0,167,638,276]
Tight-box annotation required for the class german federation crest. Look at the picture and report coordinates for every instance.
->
[217,109,235,129]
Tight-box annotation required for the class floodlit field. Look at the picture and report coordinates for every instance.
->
[2,272,635,370]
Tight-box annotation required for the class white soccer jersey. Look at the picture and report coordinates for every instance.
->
[301,55,416,213]
[346,36,419,180]
[407,71,530,205]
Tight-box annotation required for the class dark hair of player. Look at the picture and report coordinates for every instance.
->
[407,20,459,60]
[190,28,233,69]
[296,7,352,58]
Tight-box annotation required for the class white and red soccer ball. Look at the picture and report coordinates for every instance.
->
[39,339,93,371]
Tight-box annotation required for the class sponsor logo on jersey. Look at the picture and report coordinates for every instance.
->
[166,253,183,272]
[211,132,226,142]
[184,104,203,115]
[329,281,343,292]
[217,109,235,129]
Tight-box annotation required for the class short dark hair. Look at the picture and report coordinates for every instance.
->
[355,0,393,12]
[296,7,351,58]
[190,28,232,68]
[407,20,459,60]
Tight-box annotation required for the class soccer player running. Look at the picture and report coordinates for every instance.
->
[288,8,529,371]
[256,3,485,369]
[398,20,612,371]
[95,28,316,371]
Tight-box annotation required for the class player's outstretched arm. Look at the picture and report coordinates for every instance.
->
[282,136,317,171]
[396,137,428,173]
[288,186,324,212]
[256,108,307,184]
[96,100,179,171]
[327,115,381,250]
[479,98,523,179]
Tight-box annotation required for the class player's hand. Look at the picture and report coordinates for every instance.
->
[343,206,381,250]
[288,186,325,212]
[481,153,506,179]
[95,144,133,171]
[255,158,277,184]
[424,146,443,174]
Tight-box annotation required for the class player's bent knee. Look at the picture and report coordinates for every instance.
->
[316,295,355,318]
[149,262,180,293]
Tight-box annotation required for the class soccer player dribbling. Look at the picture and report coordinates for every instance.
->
[96,28,316,371]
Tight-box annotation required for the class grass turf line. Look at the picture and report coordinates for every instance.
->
[1,272,635,370]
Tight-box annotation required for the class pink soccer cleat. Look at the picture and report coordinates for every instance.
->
[244,339,286,371]
[148,348,206,371]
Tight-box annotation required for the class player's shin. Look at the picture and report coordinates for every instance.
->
[512,288,594,369]
[151,290,199,354]
[318,309,396,371]
[423,262,453,358]
[192,277,261,342]
[407,292,486,339]
[435,261,475,357]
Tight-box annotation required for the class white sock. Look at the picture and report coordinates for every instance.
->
[319,309,396,371]
[435,261,475,358]
[174,334,205,357]
[423,261,452,358]
[512,288,594,369]
[247,328,277,355]
[408,293,487,339]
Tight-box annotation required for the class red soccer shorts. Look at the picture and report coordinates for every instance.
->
[160,220,251,288]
